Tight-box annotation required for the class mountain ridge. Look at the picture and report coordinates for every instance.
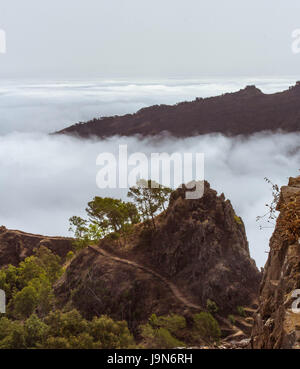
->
[56,83,300,138]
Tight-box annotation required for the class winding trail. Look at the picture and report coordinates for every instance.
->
[88,245,201,310]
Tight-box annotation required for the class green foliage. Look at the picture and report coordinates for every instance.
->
[140,313,186,349]
[148,313,186,334]
[69,216,103,250]
[24,314,49,348]
[193,312,221,342]
[227,314,236,325]
[69,197,140,248]
[0,247,63,319]
[234,214,243,225]
[0,309,135,349]
[128,179,172,229]
[66,251,75,262]
[206,299,218,315]
[236,306,246,317]
[86,197,140,233]
[89,315,135,349]
[12,286,39,319]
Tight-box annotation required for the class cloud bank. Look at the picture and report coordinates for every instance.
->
[0,131,299,268]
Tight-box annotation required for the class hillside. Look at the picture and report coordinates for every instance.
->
[55,181,261,345]
[251,176,300,349]
[0,226,73,267]
[56,83,300,138]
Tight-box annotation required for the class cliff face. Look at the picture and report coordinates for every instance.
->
[55,182,261,330]
[131,182,261,315]
[0,226,74,267]
[251,176,300,349]
[56,84,300,138]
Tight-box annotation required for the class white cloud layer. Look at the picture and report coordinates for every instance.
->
[0,131,299,268]
[0,79,299,269]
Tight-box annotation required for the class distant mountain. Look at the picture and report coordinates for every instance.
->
[56,83,300,138]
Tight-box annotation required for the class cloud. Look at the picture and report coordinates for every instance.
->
[0,131,299,268]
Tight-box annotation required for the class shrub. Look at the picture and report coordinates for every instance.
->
[193,312,221,342]
[227,314,235,325]
[237,306,246,317]
[206,299,219,315]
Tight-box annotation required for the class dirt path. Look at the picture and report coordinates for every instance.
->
[88,245,201,310]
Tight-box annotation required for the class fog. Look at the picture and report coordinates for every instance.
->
[0,131,299,268]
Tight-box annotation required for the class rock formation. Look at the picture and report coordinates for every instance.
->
[0,226,73,267]
[251,176,300,348]
[56,83,300,138]
[55,182,261,332]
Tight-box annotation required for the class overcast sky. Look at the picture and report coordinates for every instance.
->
[1,0,300,79]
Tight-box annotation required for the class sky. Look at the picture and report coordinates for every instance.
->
[1,0,300,79]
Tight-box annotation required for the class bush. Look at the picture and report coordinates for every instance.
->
[140,313,186,348]
[227,314,235,325]
[149,313,186,334]
[206,299,218,315]
[193,312,221,342]
[237,306,246,317]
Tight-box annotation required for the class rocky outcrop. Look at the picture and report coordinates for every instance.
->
[55,182,261,330]
[130,182,261,315]
[251,176,300,349]
[56,83,300,138]
[0,226,74,267]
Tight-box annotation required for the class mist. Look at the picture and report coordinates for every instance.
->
[0,131,299,268]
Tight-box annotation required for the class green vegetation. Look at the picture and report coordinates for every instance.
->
[140,313,186,348]
[206,299,218,315]
[236,306,246,317]
[0,310,134,349]
[140,312,221,348]
[0,247,135,349]
[228,314,236,325]
[128,179,172,229]
[234,214,243,225]
[193,312,221,342]
[69,179,172,248]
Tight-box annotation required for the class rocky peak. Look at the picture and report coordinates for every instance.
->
[235,85,263,97]
[251,176,300,348]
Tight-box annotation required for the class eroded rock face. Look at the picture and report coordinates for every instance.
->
[251,176,300,349]
[133,181,261,315]
[0,226,73,267]
[55,181,260,328]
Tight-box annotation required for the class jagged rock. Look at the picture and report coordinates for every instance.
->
[251,176,300,349]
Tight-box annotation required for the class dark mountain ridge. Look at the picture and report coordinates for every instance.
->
[56,83,300,138]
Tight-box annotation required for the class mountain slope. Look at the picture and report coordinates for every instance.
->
[55,182,261,335]
[251,176,300,349]
[56,84,300,138]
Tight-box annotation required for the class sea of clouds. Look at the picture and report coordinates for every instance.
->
[0,78,299,268]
